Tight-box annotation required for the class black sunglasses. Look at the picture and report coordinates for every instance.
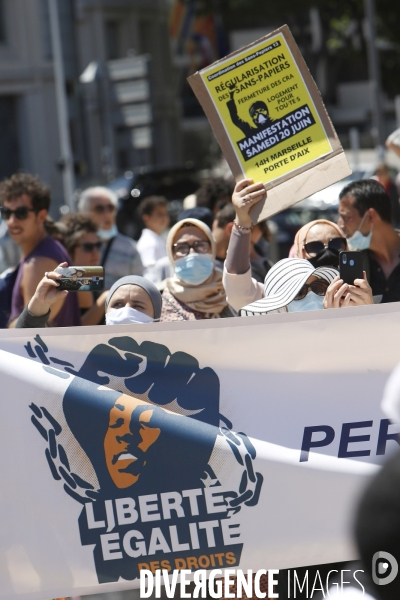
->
[294,279,329,300]
[76,241,103,253]
[0,206,37,221]
[92,204,115,214]
[303,237,346,256]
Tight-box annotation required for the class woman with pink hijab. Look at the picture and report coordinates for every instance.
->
[291,219,347,269]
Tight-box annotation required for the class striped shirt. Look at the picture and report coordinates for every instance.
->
[102,233,143,289]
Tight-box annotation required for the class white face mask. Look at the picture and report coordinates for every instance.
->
[347,213,372,251]
[105,305,154,325]
[287,291,324,313]
[98,224,118,240]
[257,114,267,124]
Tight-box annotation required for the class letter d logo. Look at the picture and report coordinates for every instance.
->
[372,551,398,586]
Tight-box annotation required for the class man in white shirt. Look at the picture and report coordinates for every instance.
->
[137,196,170,280]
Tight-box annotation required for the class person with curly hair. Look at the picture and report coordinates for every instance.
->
[60,213,108,325]
[196,177,234,215]
[0,172,80,327]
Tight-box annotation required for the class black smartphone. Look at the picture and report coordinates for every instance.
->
[339,251,364,285]
[54,266,105,291]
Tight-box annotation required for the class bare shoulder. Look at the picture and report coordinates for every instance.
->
[23,255,59,277]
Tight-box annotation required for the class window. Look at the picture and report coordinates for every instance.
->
[0,0,6,43]
[0,97,20,179]
[105,20,121,60]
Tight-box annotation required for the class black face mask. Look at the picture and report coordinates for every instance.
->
[309,248,340,269]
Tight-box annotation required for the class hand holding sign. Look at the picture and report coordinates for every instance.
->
[232,179,266,228]
[188,25,351,222]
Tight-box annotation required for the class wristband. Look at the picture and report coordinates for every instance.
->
[234,220,253,232]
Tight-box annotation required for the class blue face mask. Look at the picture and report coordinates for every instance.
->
[98,224,118,240]
[174,253,214,285]
[287,291,324,313]
[347,213,372,251]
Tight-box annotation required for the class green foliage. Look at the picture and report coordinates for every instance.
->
[177,0,400,97]
[215,0,400,97]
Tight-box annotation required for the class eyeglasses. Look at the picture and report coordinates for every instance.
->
[294,279,329,300]
[76,241,103,253]
[172,240,211,257]
[92,204,115,214]
[0,206,36,221]
[303,237,346,256]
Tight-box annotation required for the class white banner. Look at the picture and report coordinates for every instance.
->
[0,302,399,599]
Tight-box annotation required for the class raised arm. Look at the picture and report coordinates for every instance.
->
[15,263,68,328]
[223,179,266,311]
[386,129,400,158]
[22,256,67,318]
[226,83,252,137]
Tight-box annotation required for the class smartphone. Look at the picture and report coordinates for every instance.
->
[339,251,364,285]
[54,266,104,292]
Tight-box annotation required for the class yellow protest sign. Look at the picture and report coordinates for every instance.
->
[188,26,351,221]
[201,33,332,183]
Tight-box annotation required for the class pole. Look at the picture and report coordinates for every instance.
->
[349,127,361,180]
[97,61,116,181]
[395,95,400,129]
[48,0,76,211]
[364,0,385,162]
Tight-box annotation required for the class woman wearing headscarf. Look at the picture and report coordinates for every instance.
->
[15,270,162,328]
[223,178,374,313]
[105,275,162,325]
[292,219,347,269]
[161,217,235,321]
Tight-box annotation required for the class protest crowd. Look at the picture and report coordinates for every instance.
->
[0,130,400,598]
[1,151,400,600]
[2,156,400,330]
[3,5,400,600]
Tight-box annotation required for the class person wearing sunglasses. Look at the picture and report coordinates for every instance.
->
[161,218,235,321]
[240,258,342,315]
[61,214,109,326]
[293,219,347,269]
[223,179,374,314]
[0,172,81,328]
[78,186,143,289]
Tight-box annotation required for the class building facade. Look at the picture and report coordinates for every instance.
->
[0,0,182,214]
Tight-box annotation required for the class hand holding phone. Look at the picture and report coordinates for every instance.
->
[339,251,364,285]
[54,266,104,292]
[346,272,374,306]
[339,252,374,305]
[27,262,69,317]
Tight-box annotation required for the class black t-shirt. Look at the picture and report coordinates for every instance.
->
[368,250,400,303]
